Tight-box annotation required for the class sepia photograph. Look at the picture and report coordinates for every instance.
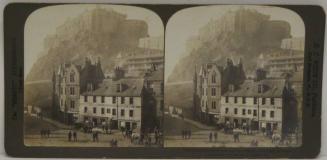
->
[24,4,164,147]
[164,5,304,147]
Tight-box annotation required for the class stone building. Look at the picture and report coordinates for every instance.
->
[78,67,159,133]
[52,57,104,124]
[193,58,246,125]
[122,49,164,76]
[220,71,298,136]
[78,74,144,133]
[264,37,304,77]
[144,67,164,127]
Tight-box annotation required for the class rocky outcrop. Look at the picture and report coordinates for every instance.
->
[167,8,291,82]
[26,7,149,82]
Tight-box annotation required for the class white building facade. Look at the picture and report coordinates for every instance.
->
[220,79,286,134]
[78,78,144,133]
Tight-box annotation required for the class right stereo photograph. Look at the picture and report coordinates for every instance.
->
[164,5,304,148]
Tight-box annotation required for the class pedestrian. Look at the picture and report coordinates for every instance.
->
[236,132,240,142]
[214,131,218,142]
[92,133,96,142]
[246,125,250,135]
[47,129,50,138]
[181,130,184,139]
[73,131,77,142]
[96,132,99,142]
[209,132,213,142]
[68,131,72,142]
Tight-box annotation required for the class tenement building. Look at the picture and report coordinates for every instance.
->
[193,58,246,125]
[52,57,104,124]
[77,67,159,133]
[78,69,144,133]
[220,71,298,136]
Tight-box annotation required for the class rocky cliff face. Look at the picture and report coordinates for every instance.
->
[167,8,291,82]
[26,7,149,81]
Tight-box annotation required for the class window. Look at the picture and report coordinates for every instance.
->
[262,110,266,117]
[129,97,134,104]
[270,111,275,118]
[212,101,216,109]
[84,96,87,102]
[112,109,116,115]
[234,108,238,114]
[253,109,257,116]
[112,96,116,104]
[60,87,63,94]
[248,109,252,114]
[242,109,246,115]
[254,97,257,104]
[225,96,229,103]
[212,75,216,83]
[93,107,96,114]
[101,96,105,103]
[121,97,125,104]
[202,88,204,96]
[93,96,96,103]
[84,107,87,113]
[242,97,246,104]
[107,108,110,114]
[121,109,125,116]
[70,87,75,95]
[211,88,216,96]
[70,72,75,82]
[101,108,105,114]
[225,108,229,114]
[271,98,275,105]
[234,97,238,104]
[129,110,134,117]
[70,101,75,108]
[262,98,266,105]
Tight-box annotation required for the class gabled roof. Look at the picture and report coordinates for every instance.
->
[223,79,286,98]
[81,78,144,97]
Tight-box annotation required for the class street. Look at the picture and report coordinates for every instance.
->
[25,129,160,147]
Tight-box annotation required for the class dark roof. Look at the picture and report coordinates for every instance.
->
[81,78,144,97]
[80,63,105,82]
[223,79,286,98]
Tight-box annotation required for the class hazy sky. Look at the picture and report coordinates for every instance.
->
[24,4,164,78]
[165,5,305,82]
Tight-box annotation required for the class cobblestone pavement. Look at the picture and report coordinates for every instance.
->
[24,129,160,147]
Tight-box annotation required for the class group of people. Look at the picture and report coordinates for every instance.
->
[209,131,218,142]
[181,129,192,139]
[68,130,78,142]
[40,129,51,138]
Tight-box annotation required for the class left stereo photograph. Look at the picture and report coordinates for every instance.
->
[23,4,164,147]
